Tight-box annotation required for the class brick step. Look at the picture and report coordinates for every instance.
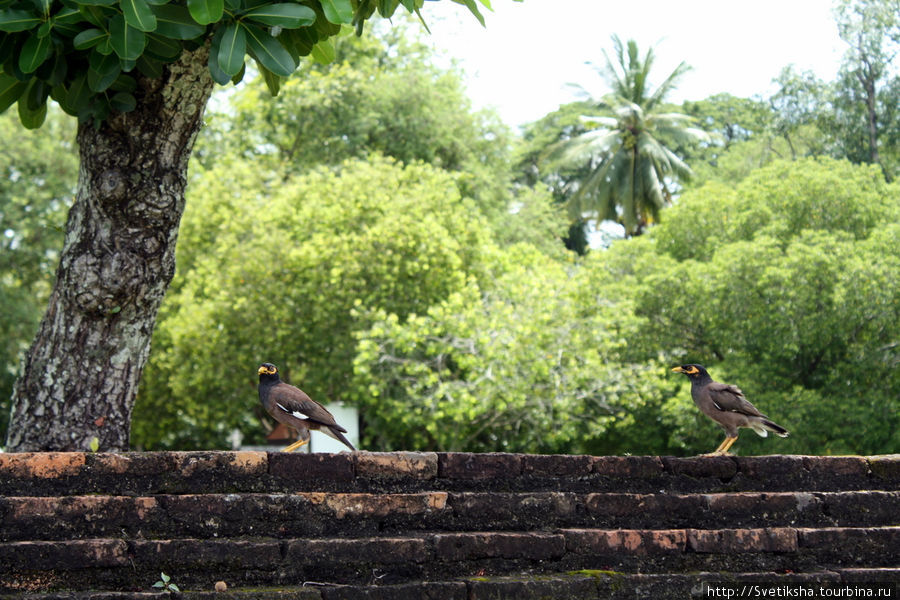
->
[3,571,898,600]
[1,453,897,497]
[2,490,898,542]
[1,528,897,592]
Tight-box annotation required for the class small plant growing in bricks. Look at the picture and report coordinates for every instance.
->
[152,572,180,592]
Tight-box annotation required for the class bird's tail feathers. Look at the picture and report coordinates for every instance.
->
[755,418,789,438]
[323,426,357,451]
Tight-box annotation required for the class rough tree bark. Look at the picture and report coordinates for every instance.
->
[5,46,214,452]
[853,46,886,178]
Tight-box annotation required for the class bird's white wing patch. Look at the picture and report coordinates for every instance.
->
[751,424,768,437]
[712,400,723,411]
[276,402,310,421]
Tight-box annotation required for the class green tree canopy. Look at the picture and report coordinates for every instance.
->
[678,93,806,185]
[514,100,596,253]
[130,153,900,456]
[619,158,900,455]
[196,20,519,234]
[133,156,499,449]
[653,156,897,261]
[206,22,509,173]
[351,243,674,453]
[344,157,900,456]
[682,0,900,188]
[733,1,900,183]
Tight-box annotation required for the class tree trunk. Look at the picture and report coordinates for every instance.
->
[853,38,891,183]
[5,47,214,452]
[856,66,883,171]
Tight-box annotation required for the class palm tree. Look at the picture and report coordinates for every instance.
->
[547,36,709,236]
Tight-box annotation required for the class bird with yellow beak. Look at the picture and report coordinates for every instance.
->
[257,363,355,452]
[672,364,788,455]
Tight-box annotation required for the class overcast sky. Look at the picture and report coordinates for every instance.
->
[422,0,846,128]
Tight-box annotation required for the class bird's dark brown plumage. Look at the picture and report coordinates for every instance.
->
[258,363,355,452]
[672,364,788,455]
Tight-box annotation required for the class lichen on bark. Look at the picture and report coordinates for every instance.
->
[6,46,215,452]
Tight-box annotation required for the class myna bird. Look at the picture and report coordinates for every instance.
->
[671,364,788,455]
[257,363,356,452]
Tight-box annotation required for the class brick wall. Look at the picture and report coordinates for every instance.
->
[0,452,898,599]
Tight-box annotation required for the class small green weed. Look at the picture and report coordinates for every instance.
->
[152,572,180,592]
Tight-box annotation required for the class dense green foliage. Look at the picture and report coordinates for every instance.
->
[831,0,900,180]
[3,5,899,455]
[132,156,507,448]
[514,101,596,253]
[0,0,489,128]
[0,107,77,434]
[351,158,899,455]
[680,92,821,185]
[211,25,509,173]
[133,151,900,454]
[352,245,674,453]
[633,158,900,454]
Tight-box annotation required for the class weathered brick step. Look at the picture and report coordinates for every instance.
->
[3,570,898,600]
[1,452,897,496]
[2,490,898,542]
[1,528,897,592]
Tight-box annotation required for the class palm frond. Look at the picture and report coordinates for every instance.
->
[646,60,691,110]
[575,146,618,206]
[657,125,711,148]
[602,35,631,99]
[633,42,654,103]
[640,135,693,179]
[547,36,702,236]
[637,155,665,215]
[579,115,619,129]
[544,127,620,166]
[649,112,698,124]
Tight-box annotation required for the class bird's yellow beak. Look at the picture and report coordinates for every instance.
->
[258,366,267,375]
[258,366,275,375]
[671,366,685,373]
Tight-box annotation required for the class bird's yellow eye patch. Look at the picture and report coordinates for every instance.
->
[686,366,699,374]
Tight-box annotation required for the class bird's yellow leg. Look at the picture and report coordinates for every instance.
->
[704,438,728,455]
[282,439,309,452]
[718,437,738,455]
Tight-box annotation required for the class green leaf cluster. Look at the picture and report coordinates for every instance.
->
[351,244,675,453]
[197,18,513,220]
[0,0,493,127]
[152,572,179,593]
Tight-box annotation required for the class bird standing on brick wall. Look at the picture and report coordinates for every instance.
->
[671,364,788,455]
[257,363,356,452]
